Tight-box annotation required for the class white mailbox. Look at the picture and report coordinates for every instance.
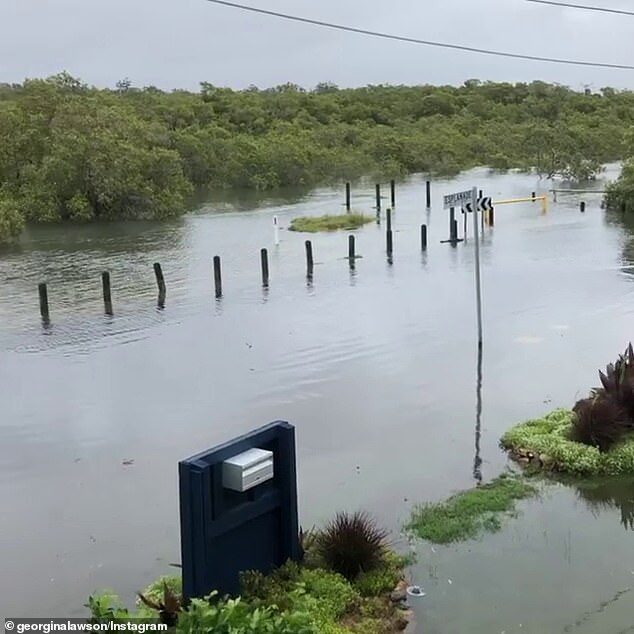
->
[222,448,274,492]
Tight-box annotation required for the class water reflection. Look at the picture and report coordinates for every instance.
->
[574,478,634,531]
[473,346,483,484]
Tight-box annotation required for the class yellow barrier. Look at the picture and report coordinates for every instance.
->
[492,195,548,213]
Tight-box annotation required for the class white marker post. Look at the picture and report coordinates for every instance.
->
[471,186,483,348]
[273,215,280,246]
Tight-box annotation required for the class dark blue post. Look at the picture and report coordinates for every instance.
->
[426,181,431,209]
[179,422,300,600]
[345,182,351,211]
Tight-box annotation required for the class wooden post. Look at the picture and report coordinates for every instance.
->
[213,255,222,298]
[489,207,495,226]
[386,208,392,233]
[260,248,269,287]
[580,201,586,213]
[38,283,49,322]
[153,263,166,307]
[390,179,396,208]
[532,191,536,201]
[478,189,483,199]
[305,240,313,277]
[348,235,356,261]
[345,182,351,211]
[452,219,459,243]
[375,184,381,212]
[421,224,427,250]
[426,181,431,209]
[102,271,113,315]
[386,229,393,255]
[449,207,456,241]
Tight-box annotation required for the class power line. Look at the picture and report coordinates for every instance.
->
[205,0,634,70]
[525,0,634,17]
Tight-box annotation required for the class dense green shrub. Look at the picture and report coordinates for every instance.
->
[1,75,632,241]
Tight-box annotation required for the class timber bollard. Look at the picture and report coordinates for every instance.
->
[489,206,495,226]
[390,179,396,208]
[421,224,427,250]
[260,248,269,287]
[213,256,222,298]
[348,235,356,262]
[451,219,459,243]
[38,283,50,322]
[102,271,113,315]
[345,182,351,211]
[375,184,381,212]
[305,240,313,277]
[386,208,392,233]
[386,229,393,255]
[580,201,586,213]
[479,189,483,199]
[426,180,431,209]
[153,263,166,306]
[532,191,536,201]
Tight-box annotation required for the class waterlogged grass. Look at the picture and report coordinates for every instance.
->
[501,408,634,476]
[289,213,373,233]
[406,473,537,544]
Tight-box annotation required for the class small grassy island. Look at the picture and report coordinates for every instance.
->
[502,344,634,476]
[406,473,536,544]
[288,214,374,233]
[86,512,413,633]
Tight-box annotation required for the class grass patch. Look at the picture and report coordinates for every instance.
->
[405,473,537,544]
[501,408,634,476]
[289,213,373,233]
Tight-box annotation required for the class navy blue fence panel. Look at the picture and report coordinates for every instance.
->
[179,421,300,600]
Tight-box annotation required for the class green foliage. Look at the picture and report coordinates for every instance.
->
[501,409,634,476]
[606,160,634,213]
[1,75,632,241]
[406,473,537,543]
[289,213,373,233]
[315,512,388,581]
[354,551,408,598]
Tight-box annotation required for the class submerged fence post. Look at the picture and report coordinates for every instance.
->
[426,180,431,209]
[390,179,396,208]
[449,207,456,241]
[345,182,351,211]
[421,224,427,250]
[260,248,269,287]
[213,256,222,298]
[386,229,393,256]
[489,206,495,226]
[348,235,355,259]
[532,191,536,201]
[305,240,314,277]
[101,271,113,315]
[38,283,49,322]
[375,184,381,213]
[452,219,459,244]
[580,201,586,213]
[154,263,166,307]
[386,208,392,233]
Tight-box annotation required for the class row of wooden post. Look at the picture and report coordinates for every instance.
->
[37,224,430,320]
[345,180,431,212]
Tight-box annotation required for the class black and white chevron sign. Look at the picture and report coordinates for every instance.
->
[463,197,493,213]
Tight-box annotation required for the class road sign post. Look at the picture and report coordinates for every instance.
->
[444,187,483,347]
[471,187,483,348]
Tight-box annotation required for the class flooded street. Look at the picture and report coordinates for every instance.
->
[1,166,633,632]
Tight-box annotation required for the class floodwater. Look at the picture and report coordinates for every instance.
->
[1,166,633,632]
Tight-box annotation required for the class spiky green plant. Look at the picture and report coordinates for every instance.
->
[315,512,388,581]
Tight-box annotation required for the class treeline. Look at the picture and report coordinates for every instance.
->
[1,72,633,242]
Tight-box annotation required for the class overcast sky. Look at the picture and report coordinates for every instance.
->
[2,0,634,91]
